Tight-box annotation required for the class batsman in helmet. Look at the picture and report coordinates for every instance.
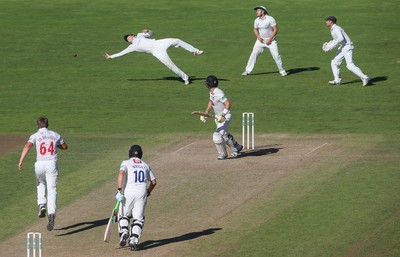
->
[115,145,157,251]
[200,75,243,160]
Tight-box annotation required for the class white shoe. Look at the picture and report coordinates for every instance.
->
[280,70,287,76]
[47,214,55,231]
[184,79,190,85]
[129,239,138,251]
[362,76,370,86]
[38,205,46,218]
[193,49,203,56]
[119,232,128,246]
[242,71,249,76]
[217,155,228,160]
[328,80,341,85]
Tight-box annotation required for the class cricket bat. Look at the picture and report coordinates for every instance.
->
[103,201,120,243]
[191,111,215,119]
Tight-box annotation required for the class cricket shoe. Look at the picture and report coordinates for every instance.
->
[280,70,288,77]
[241,71,249,76]
[328,80,341,85]
[362,76,370,86]
[217,155,228,160]
[47,214,55,231]
[38,205,46,218]
[183,75,190,85]
[231,144,244,158]
[193,49,203,56]
[129,240,138,251]
[119,232,128,247]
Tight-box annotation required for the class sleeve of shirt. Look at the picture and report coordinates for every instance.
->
[28,134,35,144]
[253,19,258,29]
[119,161,127,173]
[147,167,156,180]
[110,44,136,59]
[269,16,277,27]
[137,30,154,38]
[331,27,344,45]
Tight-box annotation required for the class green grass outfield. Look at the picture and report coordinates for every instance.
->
[1,0,399,255]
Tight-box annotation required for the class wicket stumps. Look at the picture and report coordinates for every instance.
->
[242,112,255,149]
[27,232,42,257]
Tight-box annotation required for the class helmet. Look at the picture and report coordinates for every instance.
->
[129,145,143,159]
[205,75,218,89]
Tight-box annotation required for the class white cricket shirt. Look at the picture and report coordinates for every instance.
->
[28,128,64,162]
[120,157,156,193]
[254,16,277,38]
[110,32,157,58]
[210,87,229,116]
[330,24,353,46]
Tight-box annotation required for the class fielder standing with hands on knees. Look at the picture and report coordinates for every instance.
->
[18,116,68,231]
[200,75,243,160]
[242,6,287,77]
[115,145,157,251]
[322,16,370,86]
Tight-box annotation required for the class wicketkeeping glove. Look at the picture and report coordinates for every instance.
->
[322,40,336,52]
[200,115,206,123]
[115,190,124,201]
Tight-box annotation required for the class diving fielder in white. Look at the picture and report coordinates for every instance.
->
[104,29,203,85]
[18,116,68,231]
[322,16,370,86]
[200,75,243,160]
[242,6,287,77]
[115,145,157,251]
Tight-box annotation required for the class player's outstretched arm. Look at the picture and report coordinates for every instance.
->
[103,53,111,59]
[18,142,33,170]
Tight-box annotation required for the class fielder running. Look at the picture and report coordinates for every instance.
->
[18,116,68,231]
[115,145,157,251]
[242,6,287,77]
[322,16,370,86]
[104,29,203,85]
[200,75,243,160]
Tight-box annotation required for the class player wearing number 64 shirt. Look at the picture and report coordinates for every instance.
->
[115,145,157,251]
[18,116,68,231]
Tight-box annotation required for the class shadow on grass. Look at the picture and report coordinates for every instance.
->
[138,228,222,250]
[127,76,230,83]
[238,145,281,158]
[338,76,388,86]
[55,218,109,236]
[250,67,320,76]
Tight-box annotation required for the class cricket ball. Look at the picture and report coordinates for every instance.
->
[73,53,78,57]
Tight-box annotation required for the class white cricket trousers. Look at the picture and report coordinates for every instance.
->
[152,38,197,81]
[119,190,147,242]
[331,44,367,82]
[245,39,285,73]
[35,161,58,215]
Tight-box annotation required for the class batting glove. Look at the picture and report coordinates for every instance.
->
[115,190,124,201]
[200,116,207,123]
[216,114,225,123]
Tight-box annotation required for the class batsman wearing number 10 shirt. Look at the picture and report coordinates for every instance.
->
[115,145,157,251]
[18,116,68,231]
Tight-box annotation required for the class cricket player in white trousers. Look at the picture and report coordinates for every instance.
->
[104,29,203,85]
[200,75,243,160]
[322,16,370,86]
[18,116,68,231]
[115,145,157,251]
[242,6,287,77]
